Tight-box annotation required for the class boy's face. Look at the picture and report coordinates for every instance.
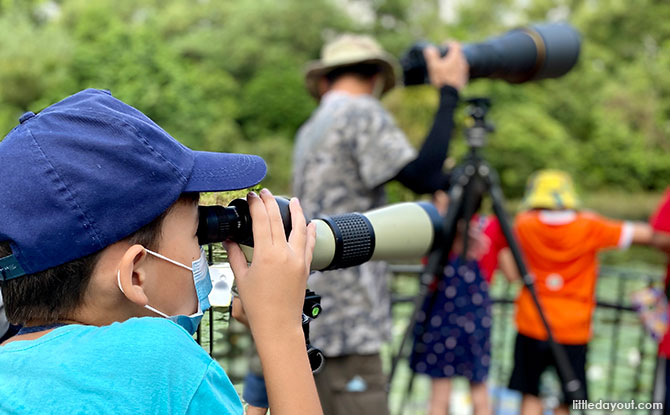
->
[140,199,201,316]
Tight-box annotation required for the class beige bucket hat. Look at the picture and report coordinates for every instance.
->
[304,34,399,99]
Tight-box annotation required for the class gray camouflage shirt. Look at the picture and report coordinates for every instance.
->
[293,91,416,356]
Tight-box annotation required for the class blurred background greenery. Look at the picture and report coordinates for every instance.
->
[1,0,669,210]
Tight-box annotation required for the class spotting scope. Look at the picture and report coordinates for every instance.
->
[197,197,444,270]
[401,22,581,85]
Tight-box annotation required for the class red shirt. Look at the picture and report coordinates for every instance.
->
[423,215,506,284]
[650,188,670,357]
[478,216,507,283]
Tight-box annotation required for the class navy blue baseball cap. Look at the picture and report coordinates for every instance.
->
[0,88,266,281]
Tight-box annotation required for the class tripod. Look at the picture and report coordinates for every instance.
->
[389,97,585,414]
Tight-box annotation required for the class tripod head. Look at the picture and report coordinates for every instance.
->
[464,97,494,149]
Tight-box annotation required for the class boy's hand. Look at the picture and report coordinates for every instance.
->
[224,189,322,414]
[224,189,317,335]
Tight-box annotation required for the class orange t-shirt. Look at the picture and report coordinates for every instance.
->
[514,210,631,344]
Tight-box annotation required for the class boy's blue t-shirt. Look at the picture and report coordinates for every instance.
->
[0,317,243,414]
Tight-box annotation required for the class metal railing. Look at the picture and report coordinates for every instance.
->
[387,264,663,414]
[195,245,665,414]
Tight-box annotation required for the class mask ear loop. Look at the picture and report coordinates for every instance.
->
[116,269,170,319]
[144,248,193,271]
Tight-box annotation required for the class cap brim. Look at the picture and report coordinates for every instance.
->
[184,151,267,192]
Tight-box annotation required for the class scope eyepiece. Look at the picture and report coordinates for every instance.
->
[197,198,264,246]
[197,205,240,246]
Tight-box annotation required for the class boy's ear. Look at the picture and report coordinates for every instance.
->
[117,244,150,307]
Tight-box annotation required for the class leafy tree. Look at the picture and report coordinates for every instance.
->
[0,0,668,197]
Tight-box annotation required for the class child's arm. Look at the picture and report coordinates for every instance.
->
[246,405,269,415]
[650,188,670,253]
[631,222,653,245]
[225,189,321,415]
[231,296,250,328]
[497,247,521,282]
[231,298,269,415]
[652,231,670,254]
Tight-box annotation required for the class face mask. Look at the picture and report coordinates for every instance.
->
[117,247,213,335]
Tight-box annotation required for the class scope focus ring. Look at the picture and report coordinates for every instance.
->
[320,213,375,270]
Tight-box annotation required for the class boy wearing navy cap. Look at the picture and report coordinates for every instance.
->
[0,89,321,414]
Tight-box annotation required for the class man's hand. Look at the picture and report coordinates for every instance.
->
[423,42,469,90]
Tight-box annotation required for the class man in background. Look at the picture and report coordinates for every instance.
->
[292,33,469,414]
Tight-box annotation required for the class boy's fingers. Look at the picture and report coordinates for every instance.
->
[247,192,271,250]
[259,188,285,244]
[223,241,249,278]
[288,198,307,252]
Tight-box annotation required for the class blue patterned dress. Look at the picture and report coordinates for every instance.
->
[409,257,492,383]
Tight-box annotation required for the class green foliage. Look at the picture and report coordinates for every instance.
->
[0,9,74,133]
[382,0,670,199]
[238,65,315,139]
[0,0,669,199]
[0,0,349,194]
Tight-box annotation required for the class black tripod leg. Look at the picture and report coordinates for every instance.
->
[483,165,586,405]
[459,168,485,262]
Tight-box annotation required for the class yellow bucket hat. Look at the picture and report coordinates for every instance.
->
[304,34,398,100]
[522,169,580,210]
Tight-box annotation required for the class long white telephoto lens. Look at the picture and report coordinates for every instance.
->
[198,197,444,270]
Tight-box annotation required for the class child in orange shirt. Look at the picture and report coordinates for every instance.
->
[508,170,652,415]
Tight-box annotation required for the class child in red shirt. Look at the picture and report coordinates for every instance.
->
[650,188,670,413]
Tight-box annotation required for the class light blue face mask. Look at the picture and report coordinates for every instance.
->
[117,247,213,335]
